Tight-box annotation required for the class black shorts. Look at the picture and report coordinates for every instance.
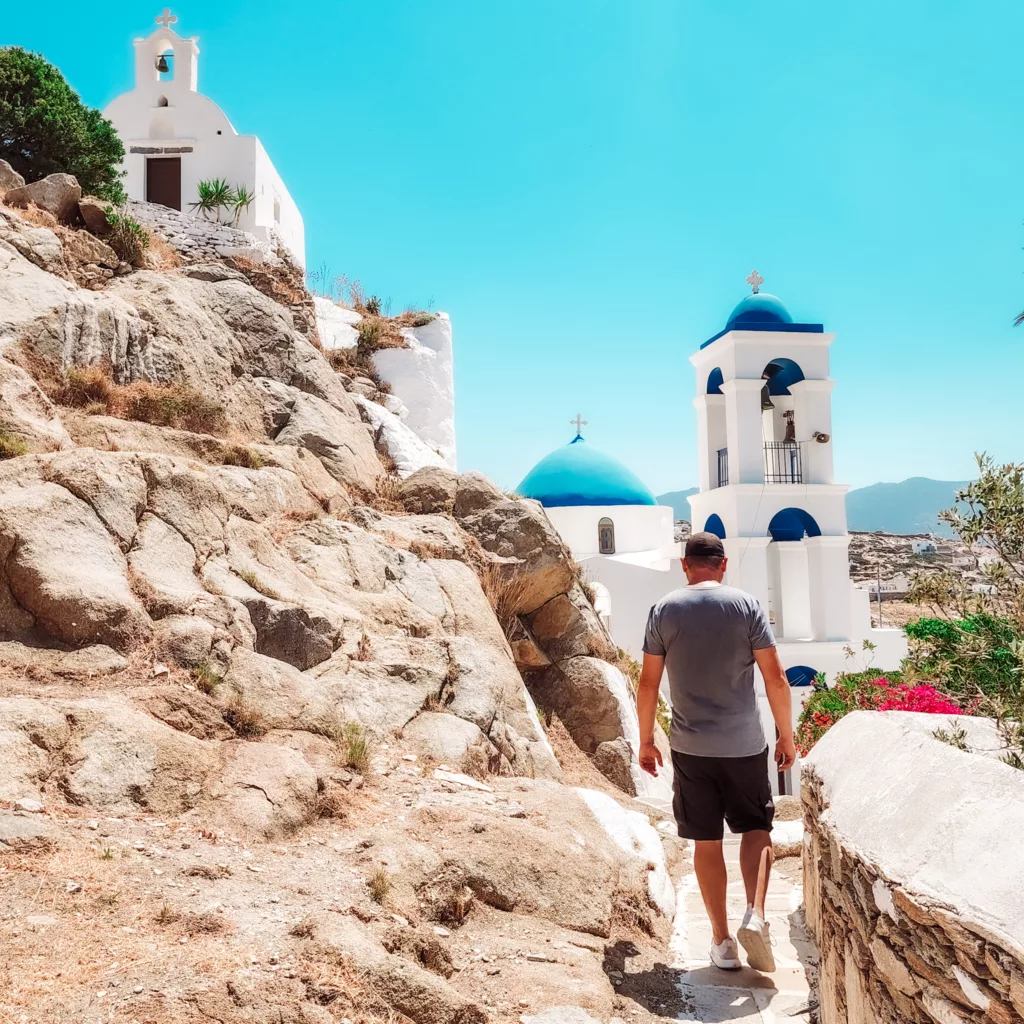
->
[671,748,775,841]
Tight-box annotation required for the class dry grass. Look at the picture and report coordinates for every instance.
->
[143,226,182,268]
[289,917,316,939]
[367,867,392,905]
[221,694,269,739]
[333,721,372,774]
[477,561,529,639]
[0,431,28,459]
[233,567,282,600]
[220,444,264,469]
[46,365,228,435]
[4,201,58,228]
[191,660,221,695]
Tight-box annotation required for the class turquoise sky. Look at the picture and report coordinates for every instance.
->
[7,1,1024,493]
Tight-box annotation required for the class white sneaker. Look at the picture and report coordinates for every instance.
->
[709,936,742,970]
[738,907,776,972]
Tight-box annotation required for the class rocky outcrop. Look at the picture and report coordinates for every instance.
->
[0,160,25,194]
[0,190,682,1022]
[4,173,82,222]
[805,712,1024,1024]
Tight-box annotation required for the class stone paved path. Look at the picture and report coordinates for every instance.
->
[666,835,818,1022]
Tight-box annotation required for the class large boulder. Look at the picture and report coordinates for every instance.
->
[5,173,82,222]
[0,160,25,193]
[524,583,616,662]
[455,491,575,616]
[402,711,498,769]
[0,352,73,452]
[206,740,317,838]
[399,465,459,514]
[0,482,152,650]
[77,196,111,236]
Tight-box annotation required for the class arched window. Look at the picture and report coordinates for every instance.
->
[704,513,726,539]
[598,517,615,554]
[761,357,805,396]
[706,367,724,395]
[156,95,169,107]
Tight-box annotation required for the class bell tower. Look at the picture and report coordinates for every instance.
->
[687,274,851,643]
[133,8,200,95]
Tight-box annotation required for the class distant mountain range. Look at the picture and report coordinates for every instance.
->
[656,478,970,537]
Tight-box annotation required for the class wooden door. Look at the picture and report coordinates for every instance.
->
[146,157,181,210]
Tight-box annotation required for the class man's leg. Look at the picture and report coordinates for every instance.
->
[739,829,773,919]
[692,840,730,945]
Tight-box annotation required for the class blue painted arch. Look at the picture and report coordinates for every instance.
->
[707,367,724,395]
[786,665,819,688]
[703,514,726,539]
[762,357,805,396]
[768,507,821,542]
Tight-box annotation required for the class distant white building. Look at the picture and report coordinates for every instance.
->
[911,539,937,555]
[104,9,305,265]
[857,575,911,595]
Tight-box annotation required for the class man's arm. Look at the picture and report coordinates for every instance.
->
[637,652,665,776]
[753,645,796,770]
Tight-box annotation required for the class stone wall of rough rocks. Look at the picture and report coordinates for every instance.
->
[126,199,280,265]
[803,711,1024,1024]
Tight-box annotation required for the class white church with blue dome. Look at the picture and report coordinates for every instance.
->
[518,274,906,793]
[518,420,687,664]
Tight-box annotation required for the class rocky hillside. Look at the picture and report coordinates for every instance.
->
[0,171,680,1023]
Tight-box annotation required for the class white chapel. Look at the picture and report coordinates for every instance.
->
[516,419,685,663]
[104,9,305,265]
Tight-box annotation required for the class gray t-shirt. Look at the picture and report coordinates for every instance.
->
[643,582,775,758]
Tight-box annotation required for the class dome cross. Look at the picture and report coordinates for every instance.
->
[746,269,764,294]
[570,413,588,438]
[155,8,177,28]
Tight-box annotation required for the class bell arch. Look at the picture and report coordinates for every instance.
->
[707,367,724,395]
[703,513,726,539]
[768,507,821,542]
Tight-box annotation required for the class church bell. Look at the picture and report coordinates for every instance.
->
[156,54,170,73]
[760,385,775,411]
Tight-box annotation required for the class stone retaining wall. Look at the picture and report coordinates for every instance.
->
[803,711,1024,1024]
[127,199,281,265]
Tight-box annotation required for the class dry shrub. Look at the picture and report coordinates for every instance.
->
[52,366,113,408]
[0,431,28,460]
[289,917,316,939]
[182,864,231,880]
[46,364,228,435]
[612,886,658,937]
[221,444,264,469]
[191,660,221,695]
[105,210,149,264]
[182,911,228,935]
[5,202,58,229]
[314,785,351,821]
[119,381,227,433]
[143,227,182,268]
[367,867,392,905]
[222,694,269,739]
[477,561,528,639]
[333,721,372,774]
[419,868,476,928]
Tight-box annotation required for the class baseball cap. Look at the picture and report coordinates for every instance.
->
[685,531,725,559]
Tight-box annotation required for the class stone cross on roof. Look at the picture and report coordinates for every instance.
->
[155,8,177,28]
[746,269,764,294]
[570,414,588,438]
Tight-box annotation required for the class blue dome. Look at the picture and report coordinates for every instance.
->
[517,436,657,508]
[726,292,794,329]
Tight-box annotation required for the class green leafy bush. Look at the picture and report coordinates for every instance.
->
[190,179,254,225]
[0,47,126,201]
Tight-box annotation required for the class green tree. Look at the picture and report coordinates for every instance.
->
[0,46,125,202]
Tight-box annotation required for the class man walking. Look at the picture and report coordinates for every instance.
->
[635,532,796,972]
